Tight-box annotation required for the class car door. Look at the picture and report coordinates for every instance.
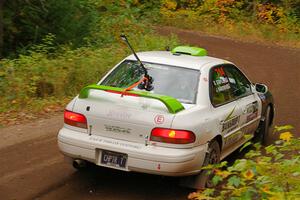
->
[209,65,244,150]
[224,65,262,137]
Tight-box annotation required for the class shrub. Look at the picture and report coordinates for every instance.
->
[188,125,300,200]
[0,0,180,114]
[0,33,178,112]
[158,0,300,47]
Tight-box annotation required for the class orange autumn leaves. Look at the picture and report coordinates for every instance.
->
[242,169,255,180]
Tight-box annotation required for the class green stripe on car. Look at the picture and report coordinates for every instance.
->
[79,84,185,114]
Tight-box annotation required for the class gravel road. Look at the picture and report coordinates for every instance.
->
[0,27,299,200]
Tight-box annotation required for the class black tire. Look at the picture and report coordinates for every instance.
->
[179,140,221,189]
[256,106,272,145]
[203,140,221,188]
[204,140,221,165]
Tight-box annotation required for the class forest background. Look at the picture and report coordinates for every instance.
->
[1,1,300,198]
[0,0,299,123]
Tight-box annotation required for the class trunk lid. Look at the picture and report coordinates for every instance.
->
[73,90,176,144]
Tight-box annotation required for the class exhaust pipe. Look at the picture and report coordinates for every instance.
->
[73,159,87,169]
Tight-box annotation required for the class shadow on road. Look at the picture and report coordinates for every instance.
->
[37,163,192,200]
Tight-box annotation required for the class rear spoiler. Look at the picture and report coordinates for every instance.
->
[79,84,185,114]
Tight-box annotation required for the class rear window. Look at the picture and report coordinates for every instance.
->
[101,60,200,104]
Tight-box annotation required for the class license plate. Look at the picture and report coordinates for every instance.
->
[101,150,127,168]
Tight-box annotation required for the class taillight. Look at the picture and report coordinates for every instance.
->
[150,128,195,144]
[64,110,87,129]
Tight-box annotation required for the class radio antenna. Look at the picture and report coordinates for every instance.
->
[120,34,153,91]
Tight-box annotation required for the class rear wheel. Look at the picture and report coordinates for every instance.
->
[180,140,220,189]
[202,140,221,188]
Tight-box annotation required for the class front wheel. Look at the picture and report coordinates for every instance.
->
[256,106,273,145]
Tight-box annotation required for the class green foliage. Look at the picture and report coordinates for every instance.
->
[2,0,165,57]
[2,0,299,58]
[189,126,300,200]
[228,175,241,188]
[3,0,100,57]
[0,33,178,112]
[0,0,179,114]
[159,0,300,47]
[1,0,298,116]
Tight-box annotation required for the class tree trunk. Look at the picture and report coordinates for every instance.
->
[0,0,5,58]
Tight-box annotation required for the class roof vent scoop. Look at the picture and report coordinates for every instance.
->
[171,46,207,56]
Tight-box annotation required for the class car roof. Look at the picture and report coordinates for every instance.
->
[125,51,231,70]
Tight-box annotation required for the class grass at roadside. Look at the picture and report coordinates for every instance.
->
[1,0,299,128]
[156,1,300,48]
[158,13,300,48]
[0,33,179,127]
[0,97,68,127]
[159,17,300,48]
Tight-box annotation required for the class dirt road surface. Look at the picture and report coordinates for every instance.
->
[0,27,299,200]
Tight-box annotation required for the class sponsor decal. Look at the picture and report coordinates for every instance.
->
[104,125,131,134]
[216,83,231,92]
[224,131,243,145]
[154,115,165,124]
[247,112,258,122]
[107,110,131,120]
[222,115,240,133]
[213,66,231,92]
[89,136,141,149]
[258,93,266,102]
[213,77,229,86]
[245,101,259,123]
[214,67,225,77]
[225,106,236,121]
[246,101,258,114]
[241,121,259,135]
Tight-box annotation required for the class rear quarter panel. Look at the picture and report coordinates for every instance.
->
[171,62,224,148]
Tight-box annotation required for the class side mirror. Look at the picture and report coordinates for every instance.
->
[255,83,268,94]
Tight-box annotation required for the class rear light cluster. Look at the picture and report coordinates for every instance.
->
[150,128,195,144]
[64,110,87,129]
[63,110,195,144]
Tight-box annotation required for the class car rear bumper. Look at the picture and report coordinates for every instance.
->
[58,127,208,176]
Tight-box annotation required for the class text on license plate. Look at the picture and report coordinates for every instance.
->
[101,150,127,168]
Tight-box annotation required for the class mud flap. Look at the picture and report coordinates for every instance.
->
[179,170,209,189]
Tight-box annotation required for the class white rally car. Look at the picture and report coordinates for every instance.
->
[58,42,274,187]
